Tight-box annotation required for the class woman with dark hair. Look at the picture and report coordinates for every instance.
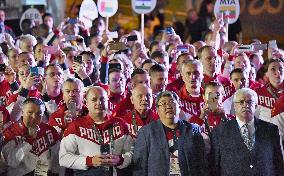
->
[199,0,215,37]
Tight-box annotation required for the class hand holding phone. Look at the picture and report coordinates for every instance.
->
[269,40,278,50]
[109,42,127,51]
[42,45,59,55]
[30,67,39,76]
[207,92,219,112]
[166,27,174,35]
[68,18,78,25]
[0,64,6,72]
[74,55,83,64]
[67,101,77,114]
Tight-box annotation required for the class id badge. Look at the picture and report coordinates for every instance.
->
[34,160,48,176]
[169,153,181,176]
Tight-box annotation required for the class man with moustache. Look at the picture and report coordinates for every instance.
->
[48,78,88,135]
[210,88,283,176]
[59,86,133,175]
[133,91,208,176]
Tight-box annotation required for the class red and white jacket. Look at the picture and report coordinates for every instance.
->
[189,112,235,135]
[48,104,89,135]
[178,85,205,121]
[119,110,159,138]
[108,91,127,114]
[203,74,235,114]
[2,122,61,175]
[0,79,12,106]
[271,94,284,138]
[59,116,134,174]
[6,89,41,122]
[255,84,284,123]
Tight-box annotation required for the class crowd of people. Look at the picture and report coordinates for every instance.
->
[0,1,283,175]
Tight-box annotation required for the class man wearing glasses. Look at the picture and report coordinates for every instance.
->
[133,91,208,176]
[210,88,284,176]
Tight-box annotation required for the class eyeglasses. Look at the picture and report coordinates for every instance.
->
[158,100,176,107]
[234,100,255,106]
[46,72,63,77]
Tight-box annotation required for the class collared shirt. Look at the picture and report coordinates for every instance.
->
[236,117,255,141]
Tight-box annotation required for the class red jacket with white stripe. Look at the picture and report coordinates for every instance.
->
[59,115,134,173]
[255,84,284,123]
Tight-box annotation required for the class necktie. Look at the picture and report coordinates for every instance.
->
[241,124,254,150]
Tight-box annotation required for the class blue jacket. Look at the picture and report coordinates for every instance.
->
[133,120,208,176]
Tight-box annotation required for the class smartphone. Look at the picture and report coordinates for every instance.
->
[109,63,122,70]
[238,45,253,53]
[166,27,174,34]
[207,92,219,111]
[100,144,110,155]
[253,43,267,50]
[127,35,138,42]
[30,67,39,76]
[65,35,77,41]
[109,42,127,51]
[176,45,189,52]
[67,101,76,114]
[107,31,118,39]
[0,64,6,72]
[42,45,59,55]
[74,55,83,64]
[68,18,78,25]
[269,40,278,50]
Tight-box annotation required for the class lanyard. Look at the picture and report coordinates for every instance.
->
[267,85,279,99]
[132,112,138,135]
[92,124,114,151]
[131,111,153,135]
[169,129,179,154]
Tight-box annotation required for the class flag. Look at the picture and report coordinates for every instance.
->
[135,0,152,10]
[219,6,236,18]
[101,1,114,13]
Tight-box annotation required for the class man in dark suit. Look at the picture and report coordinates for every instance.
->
[210,88,284,176]
[133,91,208,176]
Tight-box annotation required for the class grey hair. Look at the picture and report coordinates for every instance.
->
[155,91,180,108]
[233,88,258,104]
[181,59,203,73]
[63,78,84,92]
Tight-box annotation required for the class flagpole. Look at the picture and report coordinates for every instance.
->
[141,13,144,46]
[105,17,109,32]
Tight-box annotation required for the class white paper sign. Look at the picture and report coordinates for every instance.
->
[214,0,240,24]
[79,0,98,28]
[19,8,42,30]
[97,0,118,18]
[131,0,157,14]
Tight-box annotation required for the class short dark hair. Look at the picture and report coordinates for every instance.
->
[204,81,224,95]
[108,68,122,76]
[197,45,214,60]
[131,68,148,79]
[149,64,166,76]
[230,68,245,79]
[149,41,160,52]
[42,12,53,20]
[80,51,95,59]
[155,91,179,108]
[150,51,166,60]
[141,59,158,68]
[44,63,63,75]
[23,97,45,108]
